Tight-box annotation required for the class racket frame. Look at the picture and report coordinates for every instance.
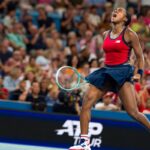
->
[56,66,86,91]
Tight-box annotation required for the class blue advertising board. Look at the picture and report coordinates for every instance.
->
[0,108,149,150]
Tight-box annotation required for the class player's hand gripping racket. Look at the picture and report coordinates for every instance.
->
[55,66,87,91]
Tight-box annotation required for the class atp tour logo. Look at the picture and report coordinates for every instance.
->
[56,120,103,148]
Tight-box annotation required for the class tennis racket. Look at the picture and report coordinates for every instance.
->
[55,66,87,91]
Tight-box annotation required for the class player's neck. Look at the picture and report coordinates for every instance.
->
[112,24,125,34]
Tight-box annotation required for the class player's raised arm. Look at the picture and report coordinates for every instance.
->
[129,29,144,80]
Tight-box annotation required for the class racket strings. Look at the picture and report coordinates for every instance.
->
[58,68,78,89]
[56,66,87,91]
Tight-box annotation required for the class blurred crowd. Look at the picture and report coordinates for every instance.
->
[0,0,150,114]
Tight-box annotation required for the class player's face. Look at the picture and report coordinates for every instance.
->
[111,8,127,24]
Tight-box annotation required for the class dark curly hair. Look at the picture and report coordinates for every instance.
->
[125,12,131,26]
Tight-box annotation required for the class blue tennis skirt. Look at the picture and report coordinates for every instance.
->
[85,64,134,93]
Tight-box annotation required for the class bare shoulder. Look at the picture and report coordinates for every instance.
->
[124,27,139,43]
[103,30,110,39]
[125,27,138,39]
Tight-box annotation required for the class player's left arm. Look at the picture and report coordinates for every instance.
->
[129,29,144,80]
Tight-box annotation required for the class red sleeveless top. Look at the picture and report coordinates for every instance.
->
[103,28,131,65]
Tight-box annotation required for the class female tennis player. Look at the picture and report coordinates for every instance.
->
[69,7,150,150]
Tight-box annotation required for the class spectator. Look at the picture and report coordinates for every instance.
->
[127,6,137,22]
[25,56,40,73]
[12,50,23,67]
[0,23,6,41]
[25,71,36,90]
[20,81,46,111]
[70,55,80,68]
[131,14,145,33]
[0,0,9,16]
[27,24,46,51]
[89,58,99,73]
[45,29,63,50]
[140,85,150,113]
[80,30,98,55]
[114,0,127,9]
[76,21,88,38]
[3,58,17,74]
[101,2,113,30]
[35,51,50,71]
[37,5,53,28]
[137,70,150,108]
[79,45,96,67]
[80,62,90,77]
[143,9,150,26]
[0,39,12,64]
[3,67,22,92]
[67,31,80,50]
[0,76,8,100]
[3,9,16,28]
[50,56,61,74]
[140,0,150,15]
[86,5,101,28]
[66,44,78,66]
[39,78,49,98]
[2,50,24,75]
[7,0,18,11]
[46,82,59,105]
[10,80,27,101]
[95,92,120,111]
[143,99,150,114]
[127,0,140,12]
[144,51,150,69]
[61,6,76,34]
[6,22,28,49]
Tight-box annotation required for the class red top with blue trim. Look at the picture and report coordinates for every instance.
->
[103,28,131,66]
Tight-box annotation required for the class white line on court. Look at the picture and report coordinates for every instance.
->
[0,143,67,150]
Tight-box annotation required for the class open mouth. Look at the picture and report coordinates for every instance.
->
[112,13,117,17]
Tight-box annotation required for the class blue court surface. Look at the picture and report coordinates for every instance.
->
[0,143,67,150]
